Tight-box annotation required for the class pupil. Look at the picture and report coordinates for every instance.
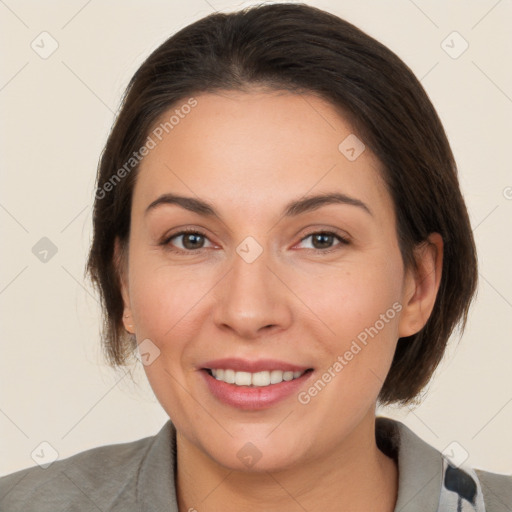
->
[313,233,332,249]
[184,233,203,249]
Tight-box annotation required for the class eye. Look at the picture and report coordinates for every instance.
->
[161,228,213,253]
[296,231,350,253]
[160,228,350,255]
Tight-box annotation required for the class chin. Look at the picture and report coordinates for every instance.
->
[199,433,306,474]
[216,449,300,474]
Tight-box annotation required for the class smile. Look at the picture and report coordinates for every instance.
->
[206,368,311,387]
[200,367,314,410]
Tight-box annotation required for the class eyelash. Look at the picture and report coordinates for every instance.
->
[160,227,350,255]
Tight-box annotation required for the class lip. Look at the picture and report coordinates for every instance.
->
[200,367,314,410]
[200,358,311,373]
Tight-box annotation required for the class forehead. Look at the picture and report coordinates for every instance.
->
[133,90,392,222]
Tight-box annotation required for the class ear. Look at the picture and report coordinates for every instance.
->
[114,237,135,334]
[398,232,443,338]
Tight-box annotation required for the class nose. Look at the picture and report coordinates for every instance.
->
[212,244,293,340]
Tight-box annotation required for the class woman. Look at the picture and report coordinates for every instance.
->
[1,3,510,511]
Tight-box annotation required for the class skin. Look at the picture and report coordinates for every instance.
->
[115,89,443,512]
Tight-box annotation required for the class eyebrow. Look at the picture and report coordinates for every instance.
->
[145,192,373,219]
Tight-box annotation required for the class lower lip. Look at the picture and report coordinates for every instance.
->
[200,369,314,410]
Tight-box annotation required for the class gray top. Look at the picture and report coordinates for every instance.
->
[0,416,510,511]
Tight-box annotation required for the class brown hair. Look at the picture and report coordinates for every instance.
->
[85,2,478,407]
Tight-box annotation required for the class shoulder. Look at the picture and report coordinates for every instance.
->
[0,432,157,512]
[376,416,512,511]
[474,468,512,511]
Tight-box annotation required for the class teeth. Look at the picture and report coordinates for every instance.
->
[235,371,252,386]
[209,369,305,387]
[224,369,235,384]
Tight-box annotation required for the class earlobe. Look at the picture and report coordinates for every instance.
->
[114,237,135,334]
[123,313,135,334]
[398,233,443,338]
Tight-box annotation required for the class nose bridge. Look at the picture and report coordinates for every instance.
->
[213,236,291,338]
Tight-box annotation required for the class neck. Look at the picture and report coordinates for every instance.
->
[175,410,398,512]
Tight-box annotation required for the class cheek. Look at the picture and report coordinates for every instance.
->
[128,261,208,422]
[128,257,205,349]
[308,258,402,339]
[305,252,403,387]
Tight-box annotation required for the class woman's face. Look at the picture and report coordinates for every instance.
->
[117,90,433,471]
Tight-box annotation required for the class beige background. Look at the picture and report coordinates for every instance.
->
[0,0,511,476]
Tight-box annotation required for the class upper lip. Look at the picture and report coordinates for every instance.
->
[201,358,312,373]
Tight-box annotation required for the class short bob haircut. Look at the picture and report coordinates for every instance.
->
[85,2,478,407]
